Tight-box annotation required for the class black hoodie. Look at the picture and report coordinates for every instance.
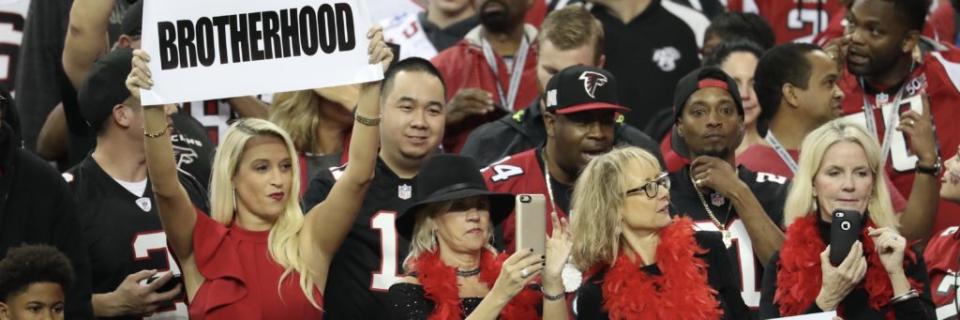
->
[0,118,94,318]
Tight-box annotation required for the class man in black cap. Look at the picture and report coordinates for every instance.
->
[0,86,94,319]
[481,65,660,251]
[668,66,788,313]
[65,48,207,319]
[302,57,447,320]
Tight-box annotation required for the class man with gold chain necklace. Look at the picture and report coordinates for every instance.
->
[668,66,788,315]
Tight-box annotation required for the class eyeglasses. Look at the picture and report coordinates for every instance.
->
[625,172,670,199]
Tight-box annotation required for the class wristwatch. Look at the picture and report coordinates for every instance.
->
[916,157,942,176]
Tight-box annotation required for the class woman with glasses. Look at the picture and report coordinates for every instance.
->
[570,147,749,319]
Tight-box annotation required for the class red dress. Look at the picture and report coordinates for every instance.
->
[188,209,324,319]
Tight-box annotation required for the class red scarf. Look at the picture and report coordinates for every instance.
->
[586,217,723,319]
[412,249,541,320]
[775,215,921,319]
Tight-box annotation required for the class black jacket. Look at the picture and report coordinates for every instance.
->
[460,98,664,167]
[0,124,93,318]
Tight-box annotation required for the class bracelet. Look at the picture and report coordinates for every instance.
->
[542,290,565,301]
[355,113,381,126]
[144,125,172,138]
[889,289,919,304]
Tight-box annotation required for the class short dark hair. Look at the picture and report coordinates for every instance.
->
[0,245,75,302]
[703,39,765,67]
[894,0,931,31]
[705,12,776,50]
[754,43,822,132]
[381,57,446,101]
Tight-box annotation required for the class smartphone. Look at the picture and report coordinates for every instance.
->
[146,271,182,293]
[515,194,546,256]
[829,209,863,266]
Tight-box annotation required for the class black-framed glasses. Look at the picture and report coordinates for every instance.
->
[626,172,670,199]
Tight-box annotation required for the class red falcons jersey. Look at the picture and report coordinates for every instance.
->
[481,148,567,252]
[924,226,960,319]
[727,0,844,44]
[838,43,960,235]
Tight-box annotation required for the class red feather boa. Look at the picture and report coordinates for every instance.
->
[775,215,921,319]
[586,217,723,319]
[412,249,541,320]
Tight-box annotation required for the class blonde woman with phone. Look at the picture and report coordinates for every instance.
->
[389,154,572,320]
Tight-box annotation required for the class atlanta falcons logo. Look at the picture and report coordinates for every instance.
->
[579,71,608,99]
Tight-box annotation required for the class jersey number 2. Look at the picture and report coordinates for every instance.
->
[133,232,188,319]
[371,212,401,292]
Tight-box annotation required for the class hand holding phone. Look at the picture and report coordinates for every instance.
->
[515,194,546,256]
[829,209,863,266]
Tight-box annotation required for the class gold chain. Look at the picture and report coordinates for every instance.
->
[689,173,729,231]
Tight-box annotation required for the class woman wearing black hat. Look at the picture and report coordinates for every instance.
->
[389,154,573,320]
[571,147,749,319]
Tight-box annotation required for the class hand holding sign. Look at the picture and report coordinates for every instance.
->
[366,26,392,76]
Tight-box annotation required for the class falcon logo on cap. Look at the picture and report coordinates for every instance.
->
[579,71,608,99]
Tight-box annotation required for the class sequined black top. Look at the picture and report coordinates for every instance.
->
[387,283,483,319]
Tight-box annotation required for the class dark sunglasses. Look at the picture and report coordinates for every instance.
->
[625,172,670,199]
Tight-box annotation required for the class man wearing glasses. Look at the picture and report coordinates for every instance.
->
[667,66,788,315]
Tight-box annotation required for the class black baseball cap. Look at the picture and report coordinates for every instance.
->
[78,48,134,129]
[544,65,629,115]
[122,0,142,37]
[670,66,744,157]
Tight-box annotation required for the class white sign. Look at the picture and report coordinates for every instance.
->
[139,0,383,105]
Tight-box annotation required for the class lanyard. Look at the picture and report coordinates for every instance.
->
[764,132,799,174]
[480,32,530,110]
[860,79,904,164]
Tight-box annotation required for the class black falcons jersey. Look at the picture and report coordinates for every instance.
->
[669,165,788,314]
[65,156,207,320]
[302,158,415,320]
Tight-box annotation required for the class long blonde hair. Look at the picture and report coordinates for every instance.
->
[783,119,898,229]
[270,86,357,154]
[570,147,662,270]
[402,201,497,273]
[209,118,319,308]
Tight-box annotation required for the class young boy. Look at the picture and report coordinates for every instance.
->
[0,245,74,320]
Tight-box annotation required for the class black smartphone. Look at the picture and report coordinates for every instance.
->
[829,209,863,266]
[146,272,182,293]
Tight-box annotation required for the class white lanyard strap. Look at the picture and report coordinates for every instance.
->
[764,132,799,174]
[860,77,905,164]
[480,32,530,110]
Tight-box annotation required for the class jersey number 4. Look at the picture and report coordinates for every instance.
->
[371,211,401,292]
[489,164,524,182]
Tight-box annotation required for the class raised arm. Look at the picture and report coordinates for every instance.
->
[126,50,197,261]
[63,0,114,88]
[896,95,940,242]
[302,27,391,283]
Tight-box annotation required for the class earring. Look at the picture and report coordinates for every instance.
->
[233,190,238,212]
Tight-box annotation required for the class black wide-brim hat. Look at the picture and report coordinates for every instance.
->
[396,154,515,240]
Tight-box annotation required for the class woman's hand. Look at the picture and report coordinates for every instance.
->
[543,212,572,290]
[815,242,868,311]
[126,49,154,99]
[366,26,392,74]
[489,249,544,301]
[868,227,907,275]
